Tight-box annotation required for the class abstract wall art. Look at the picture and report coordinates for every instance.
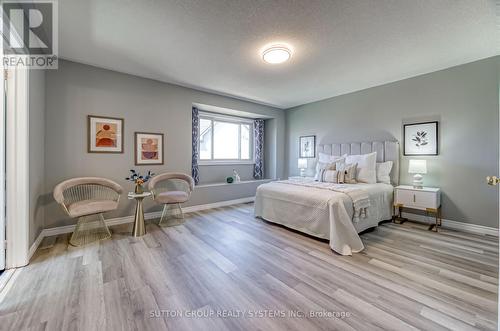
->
[87,115,124,153]
[135,132,164,165]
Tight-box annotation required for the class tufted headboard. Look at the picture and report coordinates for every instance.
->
[317,141,400,185]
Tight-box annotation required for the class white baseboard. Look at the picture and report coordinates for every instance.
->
[183,196,255,213]
[401,212,498,237]
[0,268,20,304]
[28,230,45,261]
[28,196,256,261]
[28,199,497,263]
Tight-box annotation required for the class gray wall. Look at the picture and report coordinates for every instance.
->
[286,57,499,228]
[29,70,46,245]
[44,60,285,228]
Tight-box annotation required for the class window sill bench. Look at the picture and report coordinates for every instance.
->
[195,179,273,188]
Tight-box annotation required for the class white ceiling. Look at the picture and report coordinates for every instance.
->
[59,0,498,109]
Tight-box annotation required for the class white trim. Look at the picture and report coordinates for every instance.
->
[193,103,273,119]
[0,268,15,294]
[0,268,20,304]
[28,197,256,259]
[0,70,5,271]
[199,160,255,166]
[183,197,255,212]
[198,112,255,164]
[5,67,30,268]
[402,212,498,236]
[24,198,500,263]
[196,179,272,188]
[28,230,44,261]
[199,111,254,124]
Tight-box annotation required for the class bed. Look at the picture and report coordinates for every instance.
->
[255,141,399,255]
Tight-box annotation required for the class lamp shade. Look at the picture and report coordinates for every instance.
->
[408,159,427,174]
[298,158,308,169]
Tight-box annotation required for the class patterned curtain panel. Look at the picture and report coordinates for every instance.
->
[191,107,200,185]
[253,119,265,179]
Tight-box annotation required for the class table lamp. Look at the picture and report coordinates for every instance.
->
[298,158,308,177]
[408,159,427,189]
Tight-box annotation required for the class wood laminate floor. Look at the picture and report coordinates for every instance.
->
[0,203,498,330]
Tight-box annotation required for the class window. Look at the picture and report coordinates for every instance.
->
[199,112,254,164]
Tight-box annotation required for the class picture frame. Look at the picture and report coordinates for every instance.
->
[87,115,124,153]
[134,132,164,165]
[403,121,438,156]
[299,135,316,158]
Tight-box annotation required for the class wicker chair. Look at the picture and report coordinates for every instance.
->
[53,177,123,246]
[148,173,194,227]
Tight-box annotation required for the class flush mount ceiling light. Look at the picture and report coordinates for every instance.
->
[262,45,292,64]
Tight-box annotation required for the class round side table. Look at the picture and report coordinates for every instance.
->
[128,191,152,237]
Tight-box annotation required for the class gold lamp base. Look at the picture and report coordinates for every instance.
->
[412,173,424,189]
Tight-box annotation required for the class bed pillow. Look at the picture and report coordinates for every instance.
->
[376,161,393,184]
[314,161,335,181]
[337,162,357,184]
[322,170,344,183]
[318,152,347,164]
[345,152,377,184]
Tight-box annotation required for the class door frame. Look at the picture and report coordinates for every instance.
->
[5,67,30,268]
[0,69,4,270]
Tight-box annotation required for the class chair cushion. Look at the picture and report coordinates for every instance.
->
[67,199,119,218]
[155,191,189,204]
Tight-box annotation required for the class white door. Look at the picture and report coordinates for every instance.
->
[0,69,6,270]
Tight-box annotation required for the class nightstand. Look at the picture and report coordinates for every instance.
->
[393,185,442,231]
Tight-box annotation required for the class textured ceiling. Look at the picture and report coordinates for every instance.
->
[59,0,498,109]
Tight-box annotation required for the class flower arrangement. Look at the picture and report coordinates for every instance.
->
[126,169,154,194]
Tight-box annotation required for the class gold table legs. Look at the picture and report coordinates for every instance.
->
[426,207,442,232]
[132,196,146,237]
[392,203,407,224]
[128,191,152,237]
[392,204,442,232]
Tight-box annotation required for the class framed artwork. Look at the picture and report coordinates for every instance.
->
[299,135,316,158]
[135,132,164,165]
[87,115,124,153]
[404,121,438,156]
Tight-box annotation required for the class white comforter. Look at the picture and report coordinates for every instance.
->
[254,179,393,255]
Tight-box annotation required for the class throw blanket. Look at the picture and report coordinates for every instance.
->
[282,179,371,222]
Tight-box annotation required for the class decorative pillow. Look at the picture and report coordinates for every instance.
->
[314,161,335,181]
[345,152,377,184]
[337,162,357,184]
[314,154,347,181]
[376,161,393,184]
[322,170,345,183]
